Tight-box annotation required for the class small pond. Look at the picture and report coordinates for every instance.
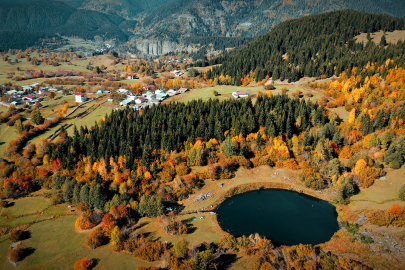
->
[216,189,339,246]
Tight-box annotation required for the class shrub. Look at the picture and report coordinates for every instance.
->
[213,90,219,96]
[74,257,93,270]
[388,203,403,217]
[264,84,275,90]
[9,246,26,263]
[134,241,166,261]
[399,184,405,201]
[10,229,24,242]
[75,216,95,230]
[85,229,109,249]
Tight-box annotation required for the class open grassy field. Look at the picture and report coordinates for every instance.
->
[0,198,159,270]
[164,77,325,105]
[55,37,99,52]
[0,197,51,228]
[26,103,115,145]
[0,123,16,159]
[355,30,405,45]
[349,166,405,212]
[136,213,224,247]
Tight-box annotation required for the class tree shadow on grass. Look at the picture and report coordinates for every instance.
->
[22,247,36,260]
[90,258,100,269]
[20,231,31,241]
[212,253,239,270]
[133,221,149,231]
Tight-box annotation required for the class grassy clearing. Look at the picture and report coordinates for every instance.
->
[136,213,224,247]
[349,166,405,212]
[37,205,75,221]
[0,197,51,227]
[8,216,90,270]
[330,107,350,122]
[355,30,405,45]
[0,215,159,270]
[26,103,114,145]
[0,124,15,158]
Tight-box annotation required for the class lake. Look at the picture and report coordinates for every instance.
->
[215,189,339,246]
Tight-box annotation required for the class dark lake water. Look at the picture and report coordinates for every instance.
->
[216,189,339,246]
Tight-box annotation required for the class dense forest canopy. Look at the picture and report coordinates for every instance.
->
[206,10,405,84]
[48,96,327,171]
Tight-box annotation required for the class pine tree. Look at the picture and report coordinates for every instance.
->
[73,184,81,204]
[92,184,108,210]
[79,184,90,205]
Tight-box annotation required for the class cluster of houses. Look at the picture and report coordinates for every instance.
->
[2,83,59,106]
[118,87,190,110]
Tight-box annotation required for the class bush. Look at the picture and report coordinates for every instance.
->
[264,84,275,90]
[75,216,95,230]
[85,229,109,249]
[213,90,219,96]
[134,241,166,262]
[10,229,24,242]
[9,246,26,263]
[74,257,93,270]
[399,184,405,202]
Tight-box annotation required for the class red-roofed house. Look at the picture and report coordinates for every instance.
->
[143,85,155,90]
[232,91,249,98]
[75,92,87,103]
[24,95,37,101]
[135,96,147,104]
[127,74,136,80]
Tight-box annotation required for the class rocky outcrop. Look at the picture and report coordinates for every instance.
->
[135,40,179,56]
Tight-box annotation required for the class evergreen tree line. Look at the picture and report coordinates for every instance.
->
[205,10,405,85]
[48,95,328,172]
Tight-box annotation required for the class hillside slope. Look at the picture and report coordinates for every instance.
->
[205,10,405,84]
[0,0,130,49]
[136,0,405,40]
[60,0,174,18]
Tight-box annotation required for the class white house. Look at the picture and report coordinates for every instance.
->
[178,87,190,93]
[232,91,249,98]
[166,89,179,96]
[117,88,129,94]
[75,92,87,103]
[6,90,17,95]
[127,94,137,100]
[155,89,165,95]
[120,99,133,106]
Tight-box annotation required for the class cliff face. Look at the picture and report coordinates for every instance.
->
[135,39,183,55]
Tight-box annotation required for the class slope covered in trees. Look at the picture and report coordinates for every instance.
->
[0,0,129,50]
[206,10,405,84]
[136,0,405,41]
[61,0,174,19]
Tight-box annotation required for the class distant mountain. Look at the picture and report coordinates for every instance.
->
[135,0,405,40]
[60,0,175,19]
[0,0,132,50]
